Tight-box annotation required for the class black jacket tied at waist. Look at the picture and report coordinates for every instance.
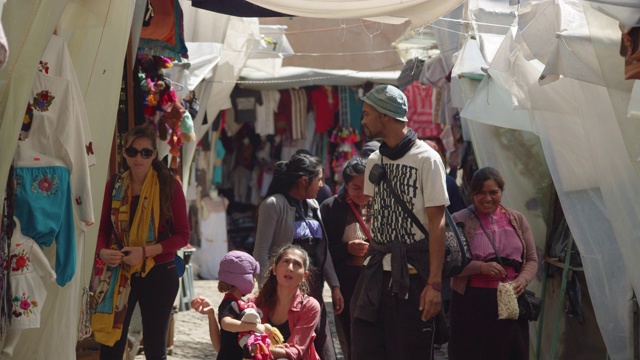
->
[354,237,430,322]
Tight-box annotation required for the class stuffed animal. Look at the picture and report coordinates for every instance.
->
[234,301,273,360]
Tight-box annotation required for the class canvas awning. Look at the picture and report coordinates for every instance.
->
[237,66,399,90]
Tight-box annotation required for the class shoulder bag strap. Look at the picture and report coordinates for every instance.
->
[346,198,372,241]
[378,158,461,244]
[382,174,429,238]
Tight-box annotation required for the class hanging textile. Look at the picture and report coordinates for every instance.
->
[311,86,339,134]
[404,80,440,138]
[138,0,188,60]
[290,88,308,140]
[21,35,94,224]
[255,90,280,136]
[397,58,425,91]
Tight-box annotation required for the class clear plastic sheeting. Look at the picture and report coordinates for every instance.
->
[458,1,640,358]
[464,119,553,350]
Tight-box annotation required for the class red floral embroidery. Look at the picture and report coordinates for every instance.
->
[38,60,50,74]
[14,255,27,271]
[10,249,31,273]
[32,174,58,196]
[32,90,55,112]
[39,177,52,192]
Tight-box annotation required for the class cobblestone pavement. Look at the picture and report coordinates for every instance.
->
[137,279,447,359]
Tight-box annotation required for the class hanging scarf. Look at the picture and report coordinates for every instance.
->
[91,169,160,346]
[378,128,417,160]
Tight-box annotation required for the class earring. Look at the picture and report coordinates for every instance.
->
[299,280,309,296]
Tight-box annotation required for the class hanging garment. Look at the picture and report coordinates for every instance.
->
[404,81,440,138]
[213,139,226,186]
[13,166,75,286]
[9,228,52,329]
[290,88,308,140]
[21,35,95,224]
[274,90,292,137]
[231,86,263,124]
[255,90,280,135]
[138,0,188,59]
[346,87,363,132]
[397,58,425,91]
[311,86,339,134]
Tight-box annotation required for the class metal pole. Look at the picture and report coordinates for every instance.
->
[550,236,575,360]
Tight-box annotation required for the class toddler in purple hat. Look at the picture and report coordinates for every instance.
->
[191,251,267,358]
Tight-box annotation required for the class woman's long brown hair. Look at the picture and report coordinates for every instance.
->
[255,245,312,313]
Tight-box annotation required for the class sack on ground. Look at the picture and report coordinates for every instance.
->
[518,289,542,321]
[497,282,519,320]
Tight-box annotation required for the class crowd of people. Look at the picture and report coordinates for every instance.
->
[91,85,538,360]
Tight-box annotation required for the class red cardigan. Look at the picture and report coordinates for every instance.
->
[252,290,320,360]
[95,176,190,264]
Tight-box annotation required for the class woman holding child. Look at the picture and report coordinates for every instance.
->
[192,245,321,360]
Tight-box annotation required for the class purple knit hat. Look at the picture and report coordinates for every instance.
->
[218,251,260,295]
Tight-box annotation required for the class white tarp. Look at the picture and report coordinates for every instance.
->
[179,0,260,192]
[247,0,465,28]
[238,66,400,91]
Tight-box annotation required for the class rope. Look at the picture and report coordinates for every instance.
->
[77,226,92,340]
[78,285,93,340]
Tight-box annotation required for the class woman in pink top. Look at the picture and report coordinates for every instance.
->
[448,167,538,360]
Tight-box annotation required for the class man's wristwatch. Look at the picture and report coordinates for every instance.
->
[427,281,442,292]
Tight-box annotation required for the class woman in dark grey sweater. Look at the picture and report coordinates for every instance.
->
[253,153,343,360]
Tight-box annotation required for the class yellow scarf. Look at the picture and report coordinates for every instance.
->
[92,169,160,346]
[122,169,159,277]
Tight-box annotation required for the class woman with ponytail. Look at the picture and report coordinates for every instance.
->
[93,124,189,359]
[253,153,342,360]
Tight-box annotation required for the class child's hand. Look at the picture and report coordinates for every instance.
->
[191,296,214,315]
[254,323,266,334]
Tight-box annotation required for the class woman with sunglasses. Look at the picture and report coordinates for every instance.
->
[93,124,190,360]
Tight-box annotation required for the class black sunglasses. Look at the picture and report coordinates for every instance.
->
[124,147,155,159]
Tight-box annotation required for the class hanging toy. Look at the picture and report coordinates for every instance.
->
[180,111,196,143]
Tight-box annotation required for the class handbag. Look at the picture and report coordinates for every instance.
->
[368,163,472,277]
[470,208,542,322]
[174,254,185,277]
[518,289,542,321]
